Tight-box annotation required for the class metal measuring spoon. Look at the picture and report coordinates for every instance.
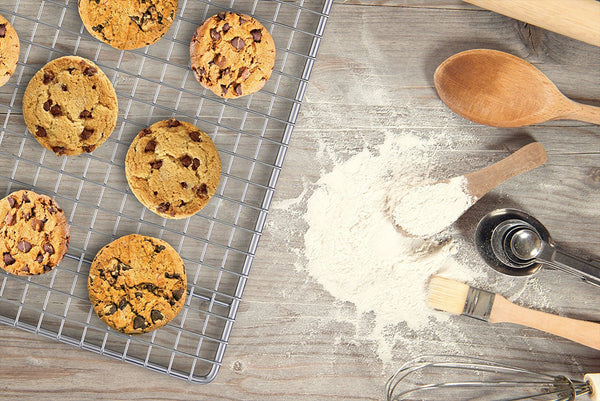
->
[475,208,600,287]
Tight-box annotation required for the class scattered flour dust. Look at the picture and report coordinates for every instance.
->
[389,176,476,237]
[299,132,483,362]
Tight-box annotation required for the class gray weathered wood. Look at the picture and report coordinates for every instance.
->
[1,1,599,400]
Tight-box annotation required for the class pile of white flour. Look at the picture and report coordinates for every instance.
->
[296,131,483,361]
[389,175,475,237]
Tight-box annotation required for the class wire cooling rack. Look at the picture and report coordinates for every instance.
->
[0,0,331,383]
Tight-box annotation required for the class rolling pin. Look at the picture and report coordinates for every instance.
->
[462,0,600,47]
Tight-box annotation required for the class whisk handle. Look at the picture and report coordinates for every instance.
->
[584,373,600,401]
[489,295,600,350]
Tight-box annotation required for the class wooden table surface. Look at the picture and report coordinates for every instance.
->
[1,1,599,399]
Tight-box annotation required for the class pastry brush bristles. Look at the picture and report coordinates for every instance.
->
[427,276,469,315]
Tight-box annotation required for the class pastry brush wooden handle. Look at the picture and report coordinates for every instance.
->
[490,295,600,350]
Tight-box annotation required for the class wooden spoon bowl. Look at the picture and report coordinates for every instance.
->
[434,49,600,127]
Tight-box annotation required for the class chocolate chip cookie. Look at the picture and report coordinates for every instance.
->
[125,119,221,219]
[190,12,276,98]
[0,190,70,276]
[88,234,187,334]
[22,56,118,156]
[0,14,20,88]
[79,0,177,50]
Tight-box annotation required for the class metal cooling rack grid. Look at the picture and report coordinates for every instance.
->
[0,0,332,383]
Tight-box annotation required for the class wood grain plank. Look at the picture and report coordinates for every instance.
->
[1,0,599,400]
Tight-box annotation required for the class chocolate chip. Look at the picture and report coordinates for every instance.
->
[156,202,170,213]
[35,254,43,263]
[251,29,262,42]
[105,304,117,315]
[118,262,132,271]
[154,245,166,253]
[189,131,202,142]
[144,139,157,152]
[79,110,92,119]
[92,24,103,32]
[221,67,231,77]
[22,266,30,273]
[0,24,6,38]
[7,196,16,208]
[238,67,250,80]
[180,182,188,189]
[150,160,163,169]
[61,84,68,91]
[42,71,54,84]
[17,241,32,253]
[191,158,201,171]
[43,99,53,111]
[3,253,15,266]
[210,28,221,41]
[164,272,180,279]
[231,37,245,50]
[153,191,158,196]
[43,265,52,272]
[167,119,180,128]
[214,54,227,69]
[139,128,152,137]
[178,200,186,207]
[35,126,47,137]
[22,193,29,202]
[142,283,157,292]
[217,12,226,20]
[80,128,94,140]
[168,298,176,306]
[82,145,96,153]
[133,316,147,330]
[67,67,75,74]
[118,297,128,310]
[52,146,66,155]
[50,104,62,117]
[222,23,230,33]
[83,66,98,76]
[172,287,184,301]
[239,16,247,24]
[221,85,228,96]
[92,84,96,89]
[31,218,43,231]
[197,183,208,196]
[4,212,16,226]
[234,84,242,96]
[43,243,55,255]
[180,155,192,167]
[150,309,164,323]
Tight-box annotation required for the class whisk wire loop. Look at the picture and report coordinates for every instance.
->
[386,355,592,401]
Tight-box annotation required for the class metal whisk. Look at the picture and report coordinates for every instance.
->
[386,355,599,401]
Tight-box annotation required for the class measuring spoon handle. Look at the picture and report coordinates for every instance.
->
[538,242,600,287]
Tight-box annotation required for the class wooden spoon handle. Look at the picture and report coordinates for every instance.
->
[558,101,600,125]
[465,142,548,199]
[490,295,600,350]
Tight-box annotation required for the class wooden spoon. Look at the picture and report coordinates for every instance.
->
[391,142,548,237]
[434,49,600,127]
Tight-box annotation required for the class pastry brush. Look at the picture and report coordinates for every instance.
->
[428,276,600,350]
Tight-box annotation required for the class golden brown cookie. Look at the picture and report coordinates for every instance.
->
[88,234,187,334]
[0,13,20,88]
[79,0,178,50]
[22,56,118,156]
[125,119,221,219]
[190,12,276,98]
[0,190,70,276]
